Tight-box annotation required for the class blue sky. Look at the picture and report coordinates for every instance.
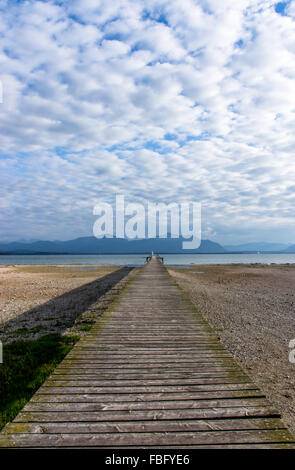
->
[1,0,295,244]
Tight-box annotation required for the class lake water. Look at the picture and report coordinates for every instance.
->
[0,253,295,266]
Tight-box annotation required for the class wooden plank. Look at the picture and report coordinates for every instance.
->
[70,349,228,354]
[76,347,227,353]
[13,406,280,423]
[44,375,249,384]
[52,366,240,374]
[44,376,250,386]
[3,418,286,434]
[31,390,263,403]
[49,373,246,381]
[87,334,217,339]
[66,353,231,359]
[33,383,260,394]
[54,357,240,365]
[23,398,269,412]
[1,429,294,448]
[55,360,238,367]
[66,355,232,361]
[39,378,254,390]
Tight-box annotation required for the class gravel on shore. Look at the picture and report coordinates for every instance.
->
[168,263,295,435]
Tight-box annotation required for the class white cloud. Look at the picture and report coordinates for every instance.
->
[0,0,295,243]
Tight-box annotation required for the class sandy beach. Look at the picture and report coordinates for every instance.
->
[168,264,295,435]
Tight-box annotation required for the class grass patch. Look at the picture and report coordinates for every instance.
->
[11,328,29,337]
[0,333,79,431]
[78,324,93,332]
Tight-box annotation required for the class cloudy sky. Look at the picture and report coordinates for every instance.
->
[1,0,295,244]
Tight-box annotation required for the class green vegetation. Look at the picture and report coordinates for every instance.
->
[0,334,79,431]
[78,324,94,332]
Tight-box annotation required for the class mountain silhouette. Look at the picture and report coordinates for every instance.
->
[0,236,226,254]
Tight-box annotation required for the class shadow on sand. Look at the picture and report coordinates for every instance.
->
[0,267,134,343]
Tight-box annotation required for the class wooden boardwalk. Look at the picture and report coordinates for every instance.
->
[1,257,295,448]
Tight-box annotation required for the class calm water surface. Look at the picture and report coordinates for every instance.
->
[1,253,295,266]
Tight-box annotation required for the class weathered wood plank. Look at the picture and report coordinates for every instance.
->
[3,418,286,434]
[40,377,255,389]
[13,406,280,423]
[1,429,294,448]
[70,348,228,353]
[90,443,295,449]
[23,398,269,412]
[43,376,250,386]
[33,383,260,394]
[53,361,235,369]
[52,367,241,375]
[68,350,229,355]
[31,390,263,403]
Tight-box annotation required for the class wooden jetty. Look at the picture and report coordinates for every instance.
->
[1,256,295,448]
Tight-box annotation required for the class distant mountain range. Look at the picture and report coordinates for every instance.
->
[0,237,294,255]
[0,236,226,254]
[283,244,295,253]
[224,242,292,252]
